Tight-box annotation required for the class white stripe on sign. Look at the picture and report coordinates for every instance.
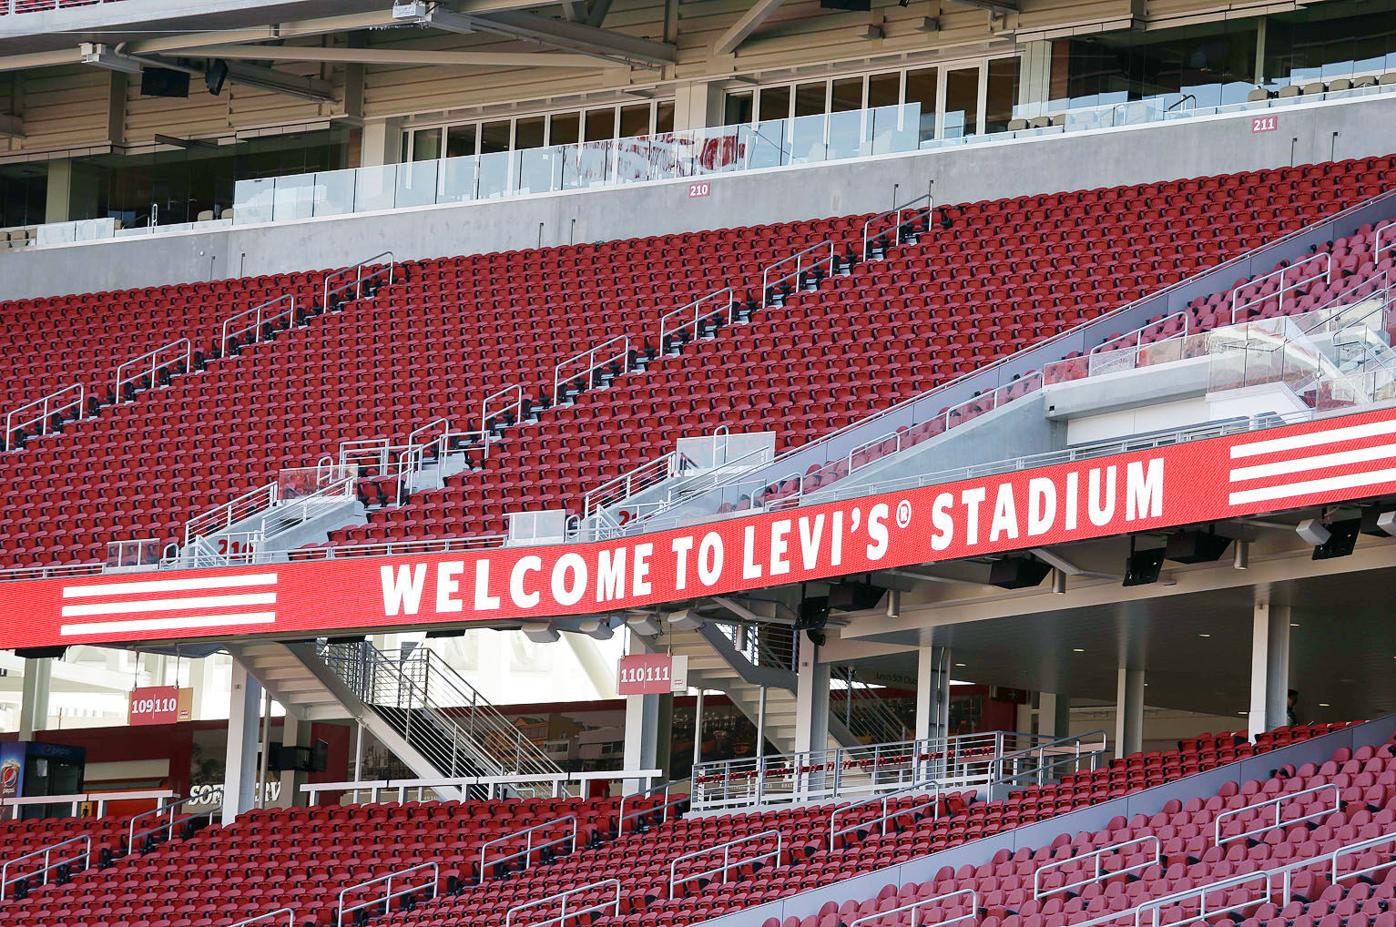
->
[1229,441,1396,482]
[63,573,278,599]
[59,612,277,637]
[1230,418,1396,459]
[60,592,277,618]
[1228,465,1396,506]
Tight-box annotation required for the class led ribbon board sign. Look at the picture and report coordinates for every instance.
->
[5,406,1396,650]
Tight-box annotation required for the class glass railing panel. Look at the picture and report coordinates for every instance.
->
[477,150,511,198]
[560,139,613,189]
[233,178,275,225]
[516,146,561,195]
[313,167,357,218]
[745,119,789,169]
[272,175,316,222]
[439,154,478,204]
[395,159,439,209]
[686,125,743,175]
[353,164,397,213]
[789,112,826,164]
[615,136,664,184]
[826,109,864,161]
[867,103,918,155]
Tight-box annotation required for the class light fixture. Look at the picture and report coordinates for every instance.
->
[1072,648,1085,653]
[1198,633,1212,638]
[1290,623,1300,628]
[1377,510,1396,536]
[578,619,615,640]
[954,662,966,668]
[1319,702,1331,708]
[524,625,560,644]
[668,608,705,631]
[626,615,661,636]
[1296,518,1331,545]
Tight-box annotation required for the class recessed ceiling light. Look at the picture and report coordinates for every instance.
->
[1290,623,1300,628]
[1073,648,1085,653]
[1198,633,1212,638]
[1319,702,1331,707]
[954,662,966,667]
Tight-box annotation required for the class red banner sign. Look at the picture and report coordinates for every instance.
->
[128,686,181,726]
[617,654,675,695]
[5,406,1396,650]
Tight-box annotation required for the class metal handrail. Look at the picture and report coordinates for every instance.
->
[227,909,296,927]
[127,795,199,851]
[1374,219,1396,266]
[761,239,836,308]
[323,250,397,309]
[1230,251,1332,323]
[221,294,297,356]
[830,779,940,850]
[618,778,691,837]
[552,334,630,406]
[668,830,782,899]
[3,383,84,452]
[583,451,678,520]
[395,417,452,506]
[1033,835,1160,899]
[1088,310,1190,359]
[478,815,578,883]
[1214,782,1340,845]
[337,862,437,927]
[989,729,1109,788]
[505,878,621,927]
[185,481,278,545]
[0,834,91,900]
[114,337,191,401]
[481,384,525,447]
[862,192,934,262]
[659,287,734,349]
[848,888,978,927]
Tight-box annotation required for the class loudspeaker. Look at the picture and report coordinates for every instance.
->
[15,646,67,660]
[828,580,885,612]
[268,740,330,773]
[1313,518,1360,560]
[988,557,1051,589]
[205,59,229,96]
[796,595,830,630]
[1165,531,1232,564]
[1123,548,1166,586]
[820,0,871,9]
[140,67,191,98]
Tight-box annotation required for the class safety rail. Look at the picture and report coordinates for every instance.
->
[668,830,782,899]
[552,335,630,406]
[337,862,437,927]
[1033,835,1161,899]
[127,795,202,852]
[478,815,578,883]
[761,240,836,309]
[0,788,176,820]
[260,474,358,547]
[301,769,662,805]
[659,287,735,350]
[114,338,190,401]
[847,888,978,927]
[1375,220,1396,266]
[1086,311,1191,373]
[481,384,526,445]
[0,834,91,901]
[1214,782,1340,845]
[221,294,297,356]
[228,909,296,927]
[862,192,934,262]
[4,383,84,452]
[505,878,620,927]
[395,417,453,506]
[988,730,1109,789]
[185,481,277,545]
[1230,251,1332,323]
[618,778,691,837]
[323,250,397,309]
[583,451,679,521]
[830,780,941,850]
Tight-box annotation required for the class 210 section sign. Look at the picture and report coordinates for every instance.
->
[7,406,1396,650]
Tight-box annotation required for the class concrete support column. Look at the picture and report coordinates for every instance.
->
[914,645,950,743]
[18,658,52,739]
[359,117,403,168]
[1038,692,1071,738]
[692,689,706,769]
[223,659,263,826]
[672,81,724,131]
[44,160,73,224]
[622,636,661,794]
[793,641,830,754]
[278,714,309,808]
[1248,600,1291,738]
[1114,667,1145,759]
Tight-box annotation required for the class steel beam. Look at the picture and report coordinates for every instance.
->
[187,44,601,69]
[711,0,791,55]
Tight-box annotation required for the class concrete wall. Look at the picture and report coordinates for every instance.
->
[699,713,1396,927]
[4,93,1396,301]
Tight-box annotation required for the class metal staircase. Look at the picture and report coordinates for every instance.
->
[669,621,860,754]
[226,639,561,799]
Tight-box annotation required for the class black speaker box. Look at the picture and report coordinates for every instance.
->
[988,557,1051,589]
[1123,548,1166,586]
[141,67,190,98]
[1165,531,1232,563]
[828,580,885,612]
[796,595,830,630]
[1313,519,1361,560]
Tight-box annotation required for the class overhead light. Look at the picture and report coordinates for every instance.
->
[1290,623,1300,628]
[524,625,560,644]
[1319,702,1331,708]
[1376,510,1396,536]
[1072,648,1085,653]
[626,615,661,637]
[668,609,705,631]
[587,622,615,641]
[1296,518,1331,545]
[954,662,966,668]
[80,43,144,75]
[1198,633,1211,638]
[392,0,431,22]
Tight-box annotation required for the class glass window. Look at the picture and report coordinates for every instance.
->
[985,58,1020,133]
[867,72,900,108]
[794,81,827,116]
[515,116,546,150]
[446,125,476,158]
[944,67,979,138]
[1263,0,1396,82]
[549,112,580,146]
[618,104,651,138]
[479,121,511,154]
[411,128,442,162]
[584,108,616,141]
[831,77,863,112]
[758,86,790,121]
[904,67,937,142]
[1051,21,1257,103]
[655,101,675,134]
[725,91,754,124]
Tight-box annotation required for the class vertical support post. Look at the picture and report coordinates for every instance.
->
[353,720,365,782]
[1249,599,1292,738]
[223,658,263,826]
[793,642,830,754]
[755,686,768,760]
[1114,667,1145,759]
[1039,693,1071,738]
[692,689,706,769]
[279,713,310,808]
[257,689,272,809]
[622,636,661,795]
[19,658,52,740]
[914,644,950,745]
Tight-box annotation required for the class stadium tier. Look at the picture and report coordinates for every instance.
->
[2,157,1392,570]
